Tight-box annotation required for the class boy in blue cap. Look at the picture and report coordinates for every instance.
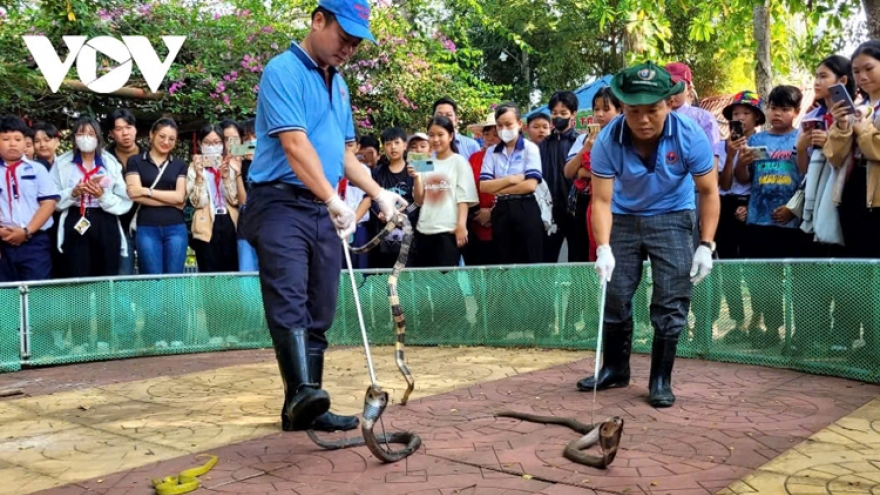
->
[575,62,720,408]
[241,0,407,433]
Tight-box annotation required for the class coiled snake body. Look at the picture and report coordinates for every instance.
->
[496,412,624,469]
[308,211,421,463]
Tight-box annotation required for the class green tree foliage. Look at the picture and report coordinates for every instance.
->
[0,0,503,134]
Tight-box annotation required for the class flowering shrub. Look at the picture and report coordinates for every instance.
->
[0,0,504,134]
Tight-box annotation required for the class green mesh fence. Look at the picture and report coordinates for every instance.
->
[10,261,880,384]
[0,288,21,373]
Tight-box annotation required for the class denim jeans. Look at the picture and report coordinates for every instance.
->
[135,223,188,275]
[237,238,258,272]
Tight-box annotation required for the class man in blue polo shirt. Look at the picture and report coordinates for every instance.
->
[241,0,407,433]
[433,97,481,159]
[574,62,719,408]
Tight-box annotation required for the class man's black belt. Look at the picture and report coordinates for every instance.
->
[252,181,325,203]
[496,193,535,202]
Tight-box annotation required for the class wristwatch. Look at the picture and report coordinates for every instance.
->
[23,227,32,241]
[699,240,716,253]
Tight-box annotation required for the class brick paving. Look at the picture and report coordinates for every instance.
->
[33,352,880,495]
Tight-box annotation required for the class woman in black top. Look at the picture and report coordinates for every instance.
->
[124,118,188,275]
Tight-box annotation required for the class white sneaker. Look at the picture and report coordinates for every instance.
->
[154,340,169,349]
[96,341,110,353]
[208,337,224,346]
[170,341,184,348]
[225,336,240,345]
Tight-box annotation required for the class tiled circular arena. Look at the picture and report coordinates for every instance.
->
[0,347,876,494]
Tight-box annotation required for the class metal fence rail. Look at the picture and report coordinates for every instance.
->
[1,260,878,384]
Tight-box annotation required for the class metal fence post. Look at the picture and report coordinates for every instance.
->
[19,284,30,361]
[783,262,794,360]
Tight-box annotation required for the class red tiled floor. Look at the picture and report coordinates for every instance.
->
[35,353,880,495]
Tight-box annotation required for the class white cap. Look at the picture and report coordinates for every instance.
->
[407,132,429,144]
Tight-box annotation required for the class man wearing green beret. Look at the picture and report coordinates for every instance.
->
[576,62,720,408]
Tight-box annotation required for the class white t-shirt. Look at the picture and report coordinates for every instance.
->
[416,153,478,235]
[345,163,370,224]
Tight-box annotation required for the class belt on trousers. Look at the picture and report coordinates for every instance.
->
[251,181,325,203]
[496,193,535,202]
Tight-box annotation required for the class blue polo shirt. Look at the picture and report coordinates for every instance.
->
[455,133,481,160]
[249,42,355,188]
[591,113,714,216]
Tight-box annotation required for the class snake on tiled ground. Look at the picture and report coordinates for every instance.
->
[308,210,421,463]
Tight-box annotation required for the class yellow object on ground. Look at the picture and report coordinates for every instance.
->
[152,454,217,495]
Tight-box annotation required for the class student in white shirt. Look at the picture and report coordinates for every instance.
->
[412,116,478,268]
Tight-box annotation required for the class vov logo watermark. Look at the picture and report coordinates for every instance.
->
[23,36,186,94]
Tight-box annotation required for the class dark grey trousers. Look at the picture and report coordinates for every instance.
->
[606,210,696,339]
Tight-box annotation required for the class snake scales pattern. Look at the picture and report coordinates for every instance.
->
[308,210,421,463]
[495,412,624,469]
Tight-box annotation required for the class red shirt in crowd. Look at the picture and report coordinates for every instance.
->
[468,149,495,242]
[580,148,598,261]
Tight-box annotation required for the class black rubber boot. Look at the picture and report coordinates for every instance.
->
[277,329,330,432]
[308,351,359,432]
[648,336,678,408]
[576,322,632,391]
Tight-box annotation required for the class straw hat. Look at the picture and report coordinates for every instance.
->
[466,111,497,134]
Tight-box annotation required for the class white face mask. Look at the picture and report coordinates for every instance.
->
[499,129,519,143]
[76,136,98,153]
[202,144,224,156]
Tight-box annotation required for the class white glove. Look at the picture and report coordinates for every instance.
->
[374,190,409,222]
[690,244,714,285]
[595,244,615,283]
[325,194,357,239]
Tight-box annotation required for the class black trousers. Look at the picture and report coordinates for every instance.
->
[462,236,496,267]
[543,207,575,263]
[716,194,750,324]
[239,185,341,353]
[192,214,239,273]
[568,192,591,262]
[414,232,460,268]
[63,208,122,277]
[492,196,544,265]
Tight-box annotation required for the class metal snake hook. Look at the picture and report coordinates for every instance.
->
[343,241,379,387]
[591,279,608,427]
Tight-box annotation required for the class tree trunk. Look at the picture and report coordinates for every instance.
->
[522,47,531,110]
[753,1,773,102]
[865,0,880,39]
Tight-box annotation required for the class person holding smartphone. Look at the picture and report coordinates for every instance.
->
[715,91,764,342]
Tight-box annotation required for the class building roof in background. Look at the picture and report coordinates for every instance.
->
[525,75,614,117]
[700,88,817,138]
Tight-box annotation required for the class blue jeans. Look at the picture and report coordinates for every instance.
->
[135,224,188,275]
[237,238,258,272]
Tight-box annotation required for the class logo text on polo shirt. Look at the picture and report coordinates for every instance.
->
[23,36,186,94]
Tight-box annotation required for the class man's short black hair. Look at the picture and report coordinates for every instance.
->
[358,134,380,151]
[768,85,802,110]
[380,127,407,144]
[433,97,459,116]
[548,91,579,114]
[311,6,337,24]
[527,112,551,125]
[33,122,59,139]
[105,108,136,132]
[0,115,30,135]
[240,118,256,138]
